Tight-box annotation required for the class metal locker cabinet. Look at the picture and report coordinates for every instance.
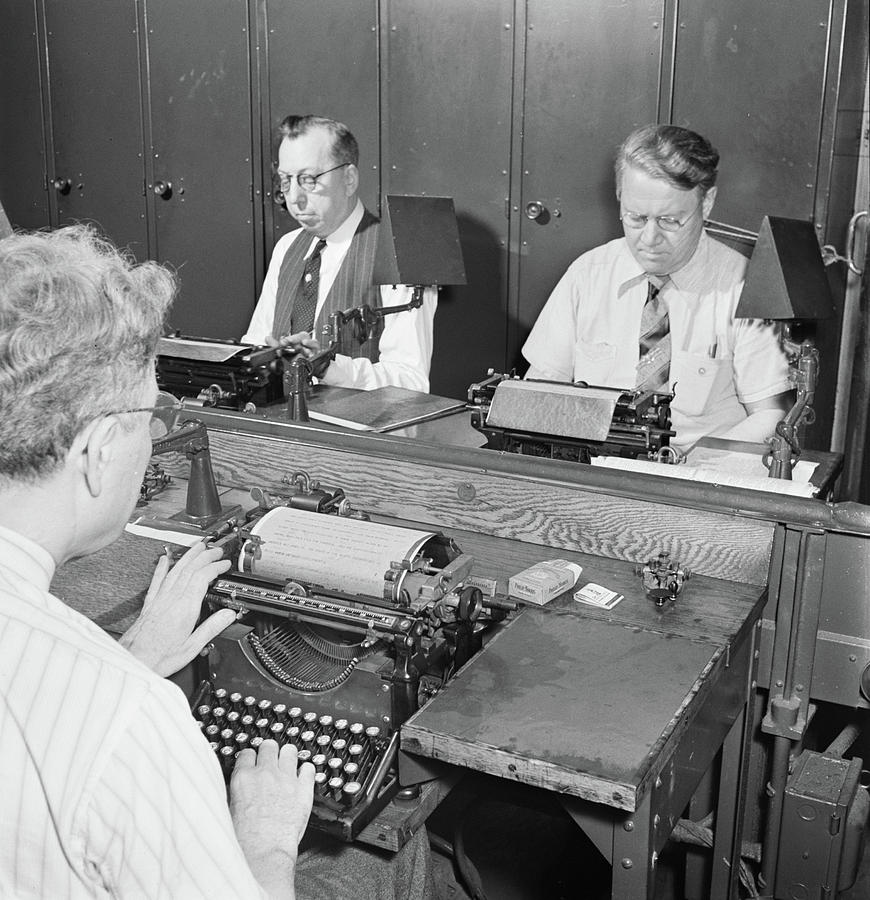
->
[510,0,662,367]
[42,0,147,255]
[0,1,49,229]
[142,0,257,339]
[667,0,854,452]
[384,0,514,399]
[263,0,380,246]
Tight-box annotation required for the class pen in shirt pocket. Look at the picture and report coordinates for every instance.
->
[707,337,720,358]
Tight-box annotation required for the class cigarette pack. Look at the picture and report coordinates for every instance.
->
[508,559,582,606]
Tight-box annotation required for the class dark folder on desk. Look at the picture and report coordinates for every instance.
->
[307,386,466,432]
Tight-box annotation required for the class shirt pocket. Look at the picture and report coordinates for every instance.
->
[670,351,735,417]
[572,341,617,386]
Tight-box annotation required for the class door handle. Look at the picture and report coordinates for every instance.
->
[153,180,173,199]
[525,200,547,220]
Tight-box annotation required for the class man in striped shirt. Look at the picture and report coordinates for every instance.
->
[0,225,432,899]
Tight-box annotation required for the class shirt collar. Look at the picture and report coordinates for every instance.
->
[616,230,714,298]
[307,199,364,256]
[0,523,56,591]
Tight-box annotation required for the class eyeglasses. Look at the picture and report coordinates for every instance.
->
[620,206,700,233]
[104,391,182,440]
[276,162,350,194]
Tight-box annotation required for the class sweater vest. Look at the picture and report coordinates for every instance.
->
[271,210,382,362]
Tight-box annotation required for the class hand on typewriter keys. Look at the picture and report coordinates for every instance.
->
[119,541,234,677]
[230,741,316,897]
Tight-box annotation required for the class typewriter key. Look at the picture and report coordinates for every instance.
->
[314,772,328,794]
[196,704,211,721]
[316,734,331,752]
[334,719,349,734]
[212,707,226,722]
[301,730,316,750]
[343,762,359,779]
[250,736,264,748]
[214,688,228,702]
[328,776,344,801]
[235,733,249,748]
[311,753,327,773]
[318,715,334,731]
[226,710,240,725]
[272,703,287,718]
[327,757,343,776]
[241,714,255,728]
[344,782,362,802]
[288,707,303,724]
[297,750,312,763]
[364,726,380,742]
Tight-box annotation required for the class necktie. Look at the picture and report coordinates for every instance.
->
[635,280,671,392]
[292,238,327,334]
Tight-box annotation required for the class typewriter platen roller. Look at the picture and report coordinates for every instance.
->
[193,475,513,841]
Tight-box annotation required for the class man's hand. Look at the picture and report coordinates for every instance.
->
[265,331,322,358]
[120,542,234,677]
[230,741,316,900]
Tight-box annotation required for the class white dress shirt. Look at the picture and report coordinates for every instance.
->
[522,232,791,452]
[243,200,436,392]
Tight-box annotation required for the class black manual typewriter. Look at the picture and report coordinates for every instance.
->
[191,473,513,841]
[468,370,677,463]
[157,334,284,410]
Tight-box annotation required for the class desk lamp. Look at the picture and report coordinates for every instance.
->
[735,216,833,479]
[285,195,466,420]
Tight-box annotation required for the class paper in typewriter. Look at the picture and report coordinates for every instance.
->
[240,507,436,598]
[486,379,621,442]
[157,336,251,362]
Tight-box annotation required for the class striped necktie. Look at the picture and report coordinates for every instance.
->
[635,279,670,392]
[291,238,328,334]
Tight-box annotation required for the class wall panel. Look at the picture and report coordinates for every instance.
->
[0,1,47,228]
[384,0,514,398]
[144,0,257,338]
[43,0,146,254]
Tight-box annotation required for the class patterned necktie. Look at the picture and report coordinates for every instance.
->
[636,280,671,392]
[292,238,328,334]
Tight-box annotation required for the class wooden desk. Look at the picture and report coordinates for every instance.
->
[399,548,764,900]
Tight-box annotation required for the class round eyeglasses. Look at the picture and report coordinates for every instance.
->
[105,391,182,440]
[276,162,351,194]
[620,206,701,233]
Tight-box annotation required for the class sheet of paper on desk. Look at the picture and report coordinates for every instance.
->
[307,385,466,432]
[591,455,817,497]
[157,336,250,363]
[688,444,818,485]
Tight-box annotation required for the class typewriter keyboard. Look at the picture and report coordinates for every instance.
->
[193,686,390,808]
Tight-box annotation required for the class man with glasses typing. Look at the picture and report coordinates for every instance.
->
[0,225,433,899]
[522,124,791,453]
[243,115,436,391]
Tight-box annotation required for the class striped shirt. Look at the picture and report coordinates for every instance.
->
[0,525,267,900]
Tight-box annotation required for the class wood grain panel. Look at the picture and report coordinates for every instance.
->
[186,428,774,585]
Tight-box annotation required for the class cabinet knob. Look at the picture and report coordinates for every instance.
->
[52,177,71,194]
[153,180,172,199]
[524,200,547,220]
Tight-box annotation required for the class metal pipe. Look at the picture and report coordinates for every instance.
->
[825,720,863,759]
[759,734,792,891]
[831,211,869,456]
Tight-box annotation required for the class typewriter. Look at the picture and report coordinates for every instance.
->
[156,334,284,410]
[190,472,513,841]
[468,370,677,463]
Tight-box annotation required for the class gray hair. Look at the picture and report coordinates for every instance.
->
[277,115,360,167]
[615,124,719,197]
[0,224,174,483]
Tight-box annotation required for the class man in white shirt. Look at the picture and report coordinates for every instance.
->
[243,115,436,392]
[522,124,792,453]
[0,225,432,899]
